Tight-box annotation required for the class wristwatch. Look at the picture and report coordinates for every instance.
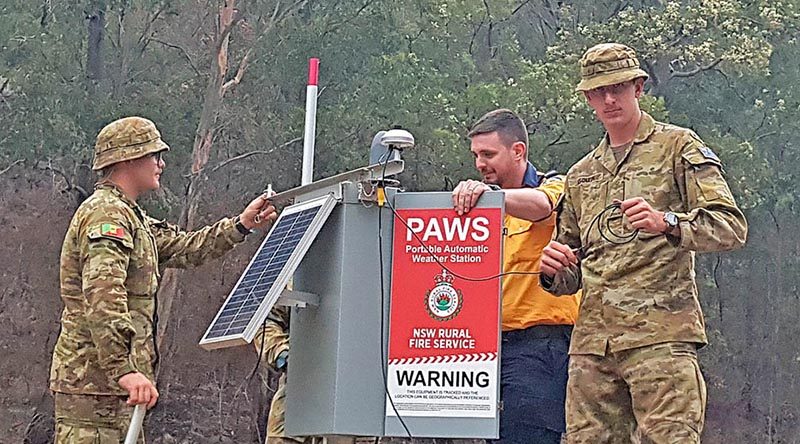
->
[662,211,679,232]
[234,216,252,236]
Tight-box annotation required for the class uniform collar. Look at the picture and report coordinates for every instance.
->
[521,161,540,188]
[594,111,655,173]
[96,182,145,216]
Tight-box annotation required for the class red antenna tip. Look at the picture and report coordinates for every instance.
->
[308,58,319,86]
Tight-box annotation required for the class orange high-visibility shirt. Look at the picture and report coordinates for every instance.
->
[502,178,581,331]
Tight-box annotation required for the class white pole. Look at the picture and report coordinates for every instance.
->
[124,404,146,444]
[301,58,319,186]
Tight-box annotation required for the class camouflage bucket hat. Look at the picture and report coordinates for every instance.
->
[576,43,649,92]
[92,116,170,170]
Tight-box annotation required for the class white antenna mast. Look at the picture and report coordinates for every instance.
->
[301,58,319,186]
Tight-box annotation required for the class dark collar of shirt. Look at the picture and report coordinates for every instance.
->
[522,161,540,188]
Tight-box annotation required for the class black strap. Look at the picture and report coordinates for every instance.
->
[538,169,559,181]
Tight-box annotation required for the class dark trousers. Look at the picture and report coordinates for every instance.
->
[491,324,572,444]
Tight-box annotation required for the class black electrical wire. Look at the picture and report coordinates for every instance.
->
[584,202,640,247]
[248,321,268,381]
[251,321,269,443]
[232,320,268,403]
[152,292,160,372]
[377,149,414,439]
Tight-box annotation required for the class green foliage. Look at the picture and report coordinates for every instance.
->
[2,1,800,438]
[0,0,794,228]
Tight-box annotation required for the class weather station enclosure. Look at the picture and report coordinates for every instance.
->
[200,59,505,440]
[200,159,505,439]
[285,185,504,439]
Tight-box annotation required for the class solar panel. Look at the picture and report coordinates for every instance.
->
[199,194,338,350]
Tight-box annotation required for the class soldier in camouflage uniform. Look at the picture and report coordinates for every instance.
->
[538,44,748,443]
[50,116,278,443]
[253,306,296,444]
[253,307,362,444]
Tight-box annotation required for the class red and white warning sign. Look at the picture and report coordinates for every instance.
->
[386,208,503,419]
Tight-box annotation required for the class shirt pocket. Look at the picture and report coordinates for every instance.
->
[505,218,536,267]
[625,168,676,214]
[506,215,553,268]
[572,173,604,206]
[653,290,698,314]
[601,287,655,313]
[570,174,607,244]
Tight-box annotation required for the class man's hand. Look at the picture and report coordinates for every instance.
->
[617,197,667,234]
[239,193,278,231]
[452,180,491,215]
[118,372,159,409]
[540,241,579,277]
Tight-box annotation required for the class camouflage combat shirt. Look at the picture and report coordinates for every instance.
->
[542,112,747,356]
[50,183,247,395]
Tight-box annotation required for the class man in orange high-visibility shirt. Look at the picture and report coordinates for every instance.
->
[452,108,581,444]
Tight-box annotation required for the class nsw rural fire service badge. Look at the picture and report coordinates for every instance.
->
[425,270,463,321]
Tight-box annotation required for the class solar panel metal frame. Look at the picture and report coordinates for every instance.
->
[199,194,338,350]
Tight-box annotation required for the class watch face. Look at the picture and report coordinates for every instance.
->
[665,212,679,226]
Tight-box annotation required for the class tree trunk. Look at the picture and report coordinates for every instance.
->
[86,0,106,89]
[154,0,309,373]
[155,0,239,361]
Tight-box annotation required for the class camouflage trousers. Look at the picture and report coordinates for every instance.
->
[53,392,145,444]
[565,342,706,444]
[265,373,303,443]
